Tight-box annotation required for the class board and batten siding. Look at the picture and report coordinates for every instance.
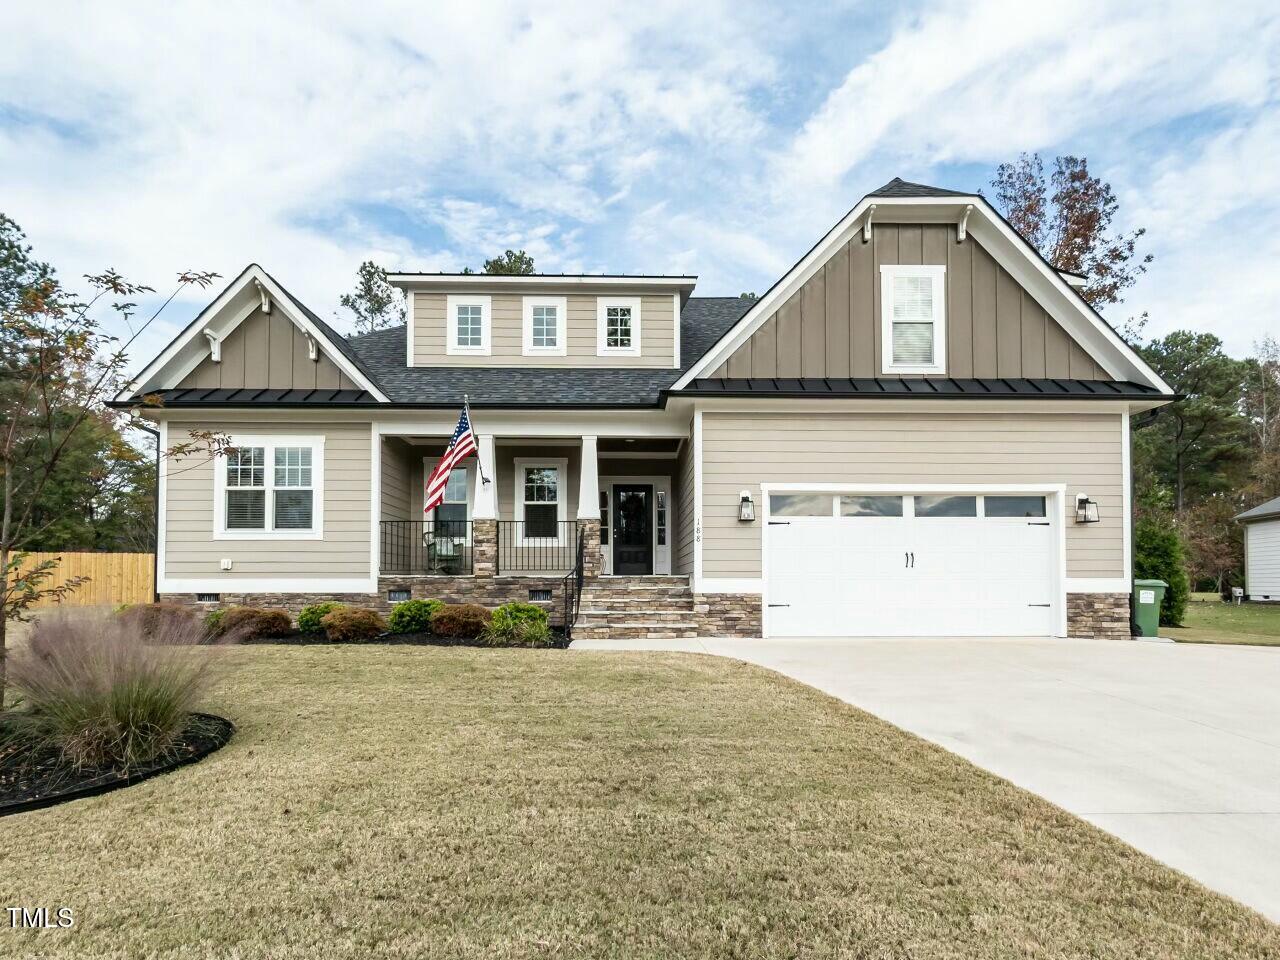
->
[700,411,1124,580]
[412,292,674,367]
[164,422,370,581]
[710,224,1108,381]
[380,437,412,522]
[178,309,359,390]
[1246,520,1280,597]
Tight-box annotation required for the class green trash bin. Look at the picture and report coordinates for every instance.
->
[1132,579,1167,637]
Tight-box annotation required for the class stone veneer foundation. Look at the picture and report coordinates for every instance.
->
[1066,592,1132,641]
[693,593,763,638]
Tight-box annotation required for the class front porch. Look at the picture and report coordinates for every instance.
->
[377,433,685,580]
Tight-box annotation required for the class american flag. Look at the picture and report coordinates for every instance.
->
[423,407,477,513]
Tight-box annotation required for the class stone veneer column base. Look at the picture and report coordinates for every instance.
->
[472,518,497,578]
[578,518,603,578]
[1066,592,1132,640]
[694,593,762,638]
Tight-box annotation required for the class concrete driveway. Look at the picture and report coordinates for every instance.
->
[573,635,1280,922]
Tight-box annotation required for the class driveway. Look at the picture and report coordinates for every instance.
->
[573,635,1280,922]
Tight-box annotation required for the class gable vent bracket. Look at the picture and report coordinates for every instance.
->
[302,332,319,362]
[253,279,271,313]
[957,204,973,243]
[202,329,221,363]
[861,204,876,243]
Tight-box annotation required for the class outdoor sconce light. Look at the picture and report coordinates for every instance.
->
[1075,493,1100,524]
[738,490,756,522]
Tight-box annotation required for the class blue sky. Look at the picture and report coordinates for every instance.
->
[2,0,1278,373]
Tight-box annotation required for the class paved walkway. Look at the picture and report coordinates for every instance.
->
[572,635,1280,922]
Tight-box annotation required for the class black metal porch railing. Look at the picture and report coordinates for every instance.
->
[561,527,585,642]
[380,520,473,575]
[496,520,578,573]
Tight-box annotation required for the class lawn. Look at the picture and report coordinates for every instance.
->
[3,645,1277,958]
[1167,599,1280,646]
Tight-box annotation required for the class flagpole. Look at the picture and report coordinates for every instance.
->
[464,394,491,486]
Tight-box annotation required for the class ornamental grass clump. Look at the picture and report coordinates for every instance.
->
[2,611,231,773]
[484,602,554,647]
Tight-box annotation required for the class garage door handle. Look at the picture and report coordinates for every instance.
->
[1027,603,1051,607]
[767,603,790,608]
[768,521,791,526]
[1027,521,1051,526]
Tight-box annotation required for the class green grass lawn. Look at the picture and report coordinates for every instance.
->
[1167,598,1280,646]
[3,645,1277,958]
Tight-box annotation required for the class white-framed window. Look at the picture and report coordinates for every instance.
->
[513,458,568,543]
[423,458,472,529]
[880,265,946,374]
[596,297,642,357]
[522,296,567,357]
[214,436,324,539]
[446,294,491,355]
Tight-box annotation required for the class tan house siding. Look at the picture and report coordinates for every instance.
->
[412,292,674,368]
[700,411,1124,580]
[674,429,695,575]
[164,421,371,581]
[710,224,1109,381]
[178,310,359,390]
[380,437,412,522]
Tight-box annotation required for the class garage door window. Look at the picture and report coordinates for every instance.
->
[839,495,903,517]
[914,495,977,517]
[985,495,1046,518]
[770,493,833,517]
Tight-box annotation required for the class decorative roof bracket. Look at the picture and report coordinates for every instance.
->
[862,204,876,243]
[253,279,271,313]
[202,330,221,363]
[302,332,319,362]
[957,204,973,243]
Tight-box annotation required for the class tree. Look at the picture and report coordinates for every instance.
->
[1134,517,1190,627]
[1136,331,1251,514]
[481,249,536,275]
[1241,336,1280,501]
[990,154,1152,308]
[1181,498,1243,594]
[1,212,220,703]
[739,291,758,301]
[338,260,405,334]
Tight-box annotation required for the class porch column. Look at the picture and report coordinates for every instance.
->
[472,434,497,577]
[577,435,603,577]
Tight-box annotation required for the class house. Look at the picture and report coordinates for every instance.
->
[1237,497,1280,601]
[112,178,1175,640]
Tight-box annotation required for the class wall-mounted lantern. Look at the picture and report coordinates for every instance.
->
[738,490,756,522]
[1075,493,1100,524]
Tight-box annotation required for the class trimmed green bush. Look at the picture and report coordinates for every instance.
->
[430,603,492,639]
[484,602,554,647]
[215,606,292,640]
[1135,517,1190,626]
[387,598,442,634]
[320,607,387,642]
[298,601,346,635]
[116,602,198,638]
[204,609,225,635]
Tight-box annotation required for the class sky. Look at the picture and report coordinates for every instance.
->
[2,0,1278,374]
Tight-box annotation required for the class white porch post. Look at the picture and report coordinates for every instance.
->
[473,434,497,519]
[577,435,599,519]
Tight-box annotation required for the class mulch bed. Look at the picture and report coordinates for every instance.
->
[0,713,235,817]
[241,629,570,649]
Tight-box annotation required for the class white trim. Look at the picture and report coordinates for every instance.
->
[513,457,569,545]
[598,450,680,460]
[692,410,704,591]
[1065,578,1131,593]
[578,436,600,520]
[446,294,491,356]
[406,290,415,367]
[389,274,695,288]
[699,577,762,594]
[597,475,673,575]
[212,434,325,540]
[672,292,681,369]
[473,435,497,520]
[1121,411,1132,584]
[596,297,642,357]
[157,419,169,586]
[521,295,568,357]
[758,481,1067,639]
[671,194,1172,394]
[369,423,380,582]
[880,264,946,375]
[158,576,377,594]
[162,300,259,392]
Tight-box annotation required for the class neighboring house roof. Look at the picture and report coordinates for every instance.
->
[681,378,1167,400]
[1237,496,1280,523]
[343,296,753,406]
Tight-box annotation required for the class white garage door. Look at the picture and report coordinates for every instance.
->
[764,492,1059,638]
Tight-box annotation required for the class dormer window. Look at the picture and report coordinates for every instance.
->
[522,296,567,357]
[880,265,945,374]
[597,297,641,356]
[447,294,491,355]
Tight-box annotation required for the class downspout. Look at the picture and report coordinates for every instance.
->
[136,421,161,603]
[1129,408,1162,636]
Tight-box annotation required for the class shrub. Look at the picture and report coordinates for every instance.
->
[204,609,225,635]
[320,607,386,642]
[116,602,199,638]
[3,611,228,772]
[214,606,292,640]
[1135,517,1190,627]
[298,601,346,635]
[387,598,442,634]
[430,603,492,639]
[484,602,554,647]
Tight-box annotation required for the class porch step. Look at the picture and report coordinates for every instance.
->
[572,575,697,640]
[577,608,697,626]
[571,622,699,641]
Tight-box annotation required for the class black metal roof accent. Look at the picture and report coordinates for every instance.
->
[676,377,1165,399]
[132,387,379,407]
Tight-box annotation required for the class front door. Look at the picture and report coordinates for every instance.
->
[612,484,653,574]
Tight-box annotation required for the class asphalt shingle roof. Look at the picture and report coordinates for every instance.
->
[1237,496,1280,523]
[344,296,754,406]
[868,177,975,198]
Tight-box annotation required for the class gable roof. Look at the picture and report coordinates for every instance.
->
[670,179,1173,395]
[1237,496,1280,523]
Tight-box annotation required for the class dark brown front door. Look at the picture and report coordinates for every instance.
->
[612,485,653,575]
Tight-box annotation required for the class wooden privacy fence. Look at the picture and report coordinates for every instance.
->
[12,552,155,608]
